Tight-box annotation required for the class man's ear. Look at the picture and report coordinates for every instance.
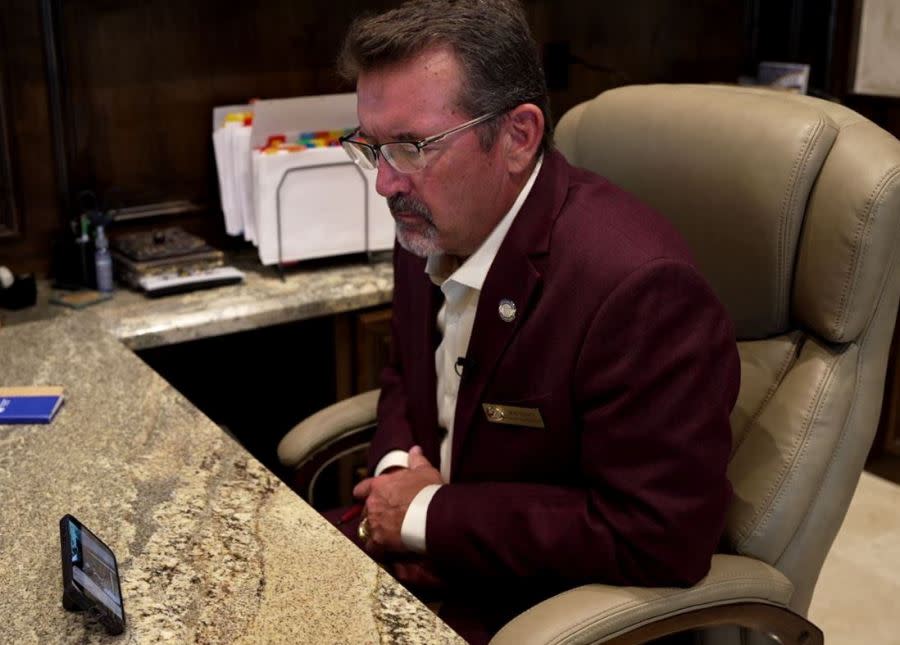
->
[504,103,544,173]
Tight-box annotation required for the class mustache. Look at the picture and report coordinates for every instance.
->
[388,194,433,223]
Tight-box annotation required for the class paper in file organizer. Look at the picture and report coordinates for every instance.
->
[233,126,256,243]
[211,104,251,237]
[212,93,394,265]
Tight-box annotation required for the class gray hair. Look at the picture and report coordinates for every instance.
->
[338,0,553,154]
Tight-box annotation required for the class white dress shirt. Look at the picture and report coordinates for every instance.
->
[374,156,543,553]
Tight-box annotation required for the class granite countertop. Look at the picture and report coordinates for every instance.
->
[0,316,461,643]
[0,254,394,350]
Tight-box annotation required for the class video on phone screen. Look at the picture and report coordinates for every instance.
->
[69,523,123,619]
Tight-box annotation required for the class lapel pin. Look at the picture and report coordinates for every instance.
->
[498,299,517,323]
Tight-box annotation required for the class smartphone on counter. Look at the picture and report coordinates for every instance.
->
[59,514,126,635]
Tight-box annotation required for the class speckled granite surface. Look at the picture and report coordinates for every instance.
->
[0,255,394,350]
[0,316,461,644]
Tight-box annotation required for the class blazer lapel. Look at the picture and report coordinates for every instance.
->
[449,150,571,481]
[451,256,541,481]
[419,275,444,466]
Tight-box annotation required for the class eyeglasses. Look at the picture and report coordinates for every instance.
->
[340,110,502,174]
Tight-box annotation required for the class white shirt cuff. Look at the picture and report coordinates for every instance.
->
[374,450,409,476]
[400,484,442,553]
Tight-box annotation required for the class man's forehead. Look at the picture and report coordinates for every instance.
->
[355,47,463,136]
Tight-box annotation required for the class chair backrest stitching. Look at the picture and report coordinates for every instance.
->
[735,348,841,550]
[731,333,803,457]
[833,164,900,339]
[774,214,900,575]
[754,349,845,545]
[773,347,860,575]
[777,116,827,325]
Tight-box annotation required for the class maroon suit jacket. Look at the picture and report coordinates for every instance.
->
[371,149,739,595]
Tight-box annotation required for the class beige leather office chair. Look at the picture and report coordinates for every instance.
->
[278,84,900,644]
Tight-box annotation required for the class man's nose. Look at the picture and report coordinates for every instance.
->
[374,155,409,198]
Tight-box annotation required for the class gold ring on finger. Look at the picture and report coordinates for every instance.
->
[357,517,370,542]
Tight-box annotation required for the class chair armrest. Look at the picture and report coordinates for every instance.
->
[490,555,800,645]
[277,389,380,468]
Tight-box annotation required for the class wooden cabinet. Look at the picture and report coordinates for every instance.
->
[334,306,393,400]
[354,308,394,393]
[325,306,392,506]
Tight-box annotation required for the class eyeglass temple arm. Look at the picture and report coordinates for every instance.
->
[418,110,502,148]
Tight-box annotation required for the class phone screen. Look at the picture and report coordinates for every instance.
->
[67,520,124,619]
[60,515,125,633]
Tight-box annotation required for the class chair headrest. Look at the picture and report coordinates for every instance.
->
[556,84,900,343]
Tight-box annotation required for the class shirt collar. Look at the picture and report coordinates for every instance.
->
[426,154,543,290]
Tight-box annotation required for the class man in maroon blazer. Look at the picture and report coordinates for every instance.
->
[336,1,740,642]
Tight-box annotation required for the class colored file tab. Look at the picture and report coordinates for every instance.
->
[0,386,65,424]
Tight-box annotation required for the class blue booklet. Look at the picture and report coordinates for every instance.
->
[0,386,65,424]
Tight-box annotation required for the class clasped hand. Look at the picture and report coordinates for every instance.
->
[353,445,443,553]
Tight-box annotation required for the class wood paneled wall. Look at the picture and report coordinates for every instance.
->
[1,2,62,271]
[2,0,897,279]
[0,0,749,276]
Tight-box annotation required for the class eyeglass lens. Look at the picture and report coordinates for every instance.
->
[341,140,376,169]
[382,143,425,172]
[342,140,426,173]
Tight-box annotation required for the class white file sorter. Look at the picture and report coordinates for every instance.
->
[253,145,394,265]
[213,93,395,266]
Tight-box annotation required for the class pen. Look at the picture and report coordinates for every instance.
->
[337,503,364,526]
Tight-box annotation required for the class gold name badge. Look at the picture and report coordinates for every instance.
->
[482,403,545,428]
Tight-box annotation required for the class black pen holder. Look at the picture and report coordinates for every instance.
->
[52,236,96,290]
[0,273,37,310]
